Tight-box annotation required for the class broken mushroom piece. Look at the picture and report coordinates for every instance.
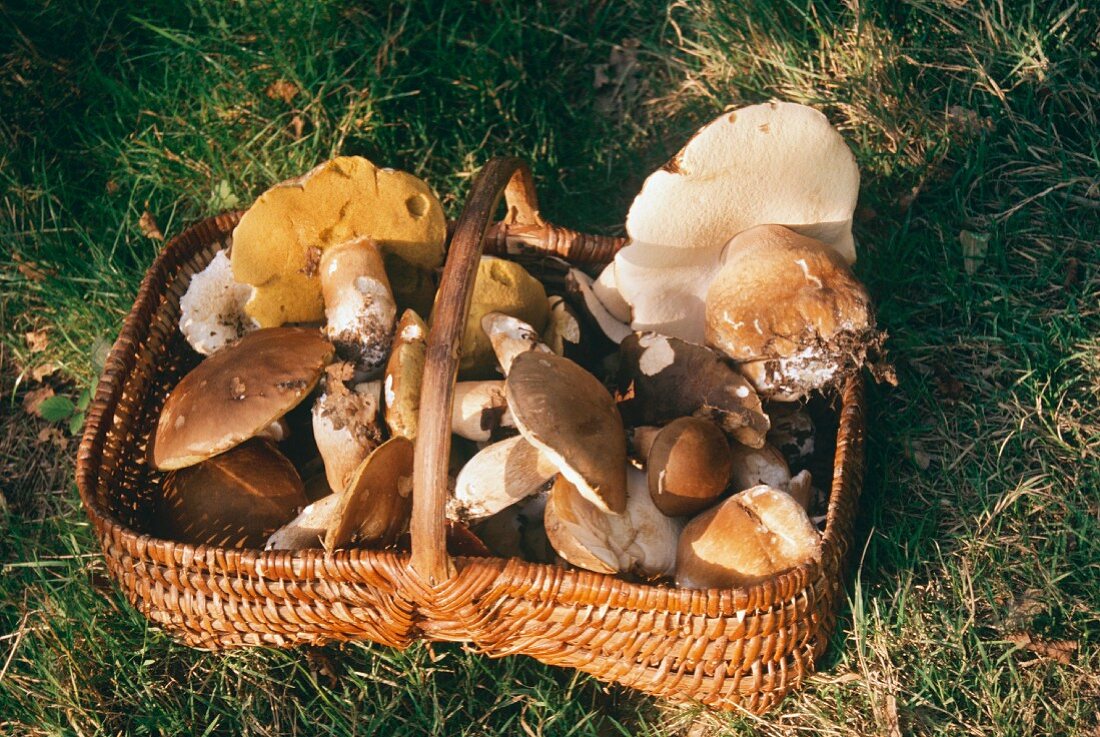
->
[178,250,258,355]
[320,236,397,375]
[153,327,334,470]
[231,156,446,327]
[482,312,553,375]
[451,381,515,442]
[675,485,821,589]
[544,469,680,577]
[445,256,549,377]
[705,225,881,401]
[647,417,732,517]
[383,310,428,440]
[616,332,770,449]
[157,439,307,548]
[506,351,628,514]
[765,402,816,468]
[787,469,814,510]
[542,296,582,358]
[448,435,557,523]
[601,102,860,343]
[324,436,414,550]
[312,363,384,493]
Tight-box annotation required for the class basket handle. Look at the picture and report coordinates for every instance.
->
[410,157,539,584]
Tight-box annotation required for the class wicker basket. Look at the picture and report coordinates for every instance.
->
[76,157,865,712]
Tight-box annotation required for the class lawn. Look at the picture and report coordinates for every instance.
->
[1,1,1097,735]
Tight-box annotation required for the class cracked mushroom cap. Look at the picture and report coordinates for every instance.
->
[157,439,307,548]
[603,102,860,343]
[230,156,446,327]
[616,332,770,448]
[675,484,820,589]
[505,351,627,514]
[705,224,878,401]
[152,327,334,470]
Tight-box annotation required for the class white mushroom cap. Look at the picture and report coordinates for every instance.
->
[179,250,258,355]
[612,102,860,342]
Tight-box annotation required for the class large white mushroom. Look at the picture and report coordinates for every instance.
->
[594,101,860,344]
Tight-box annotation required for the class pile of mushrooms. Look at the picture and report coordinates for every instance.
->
[153,103,883,590]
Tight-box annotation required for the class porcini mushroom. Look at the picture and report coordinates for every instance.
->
[472,493,555,563]
[265,493,340,550]
[728,442,791,493]
[705,225,881,400]
[675,485,821,589]
[448,435,557,522]
[152,327,334,470]
[324,436,414,550]
[383,310,428,440]
[320,236,397,374]
[597,102,860,343]
[616,332,770,448]
[565,268,631,344]
[157,439,307,548]
[543,296,582,358]
[312,364,384,493]
[178,250,258,355]
[506,351,628,514]
[230,156,446,327]
[647,417,731,517]
[544,469,680,577]
[482,312,552,375]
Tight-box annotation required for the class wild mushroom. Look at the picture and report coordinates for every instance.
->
[265,493,340,550]
[544,469,681,577]
[442,256,549,377]
[765,402,816,468]
[383,310,428,440]
[482,312,552,375]
[178,250,258,355]
[543,296,582,358]
[596,102,860,343]
[616,332,770,448]
[320,236,397,374]
[506,351,627,514]
[157,439,307,548]
[705,225,881,400]
[230,156,446,327]
[448,435,557,522]
[152,327,334,470]
[646,417,731,517]
[675,485,821,589]
[324,436,414,550]
[451,380,515,441]
[311,363,384,494]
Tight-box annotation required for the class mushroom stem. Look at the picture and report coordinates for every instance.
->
[451,381,515,441]
[312,364,384,493]
[320,237,397,376]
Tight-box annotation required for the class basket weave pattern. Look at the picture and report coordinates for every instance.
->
[77,159,865,712]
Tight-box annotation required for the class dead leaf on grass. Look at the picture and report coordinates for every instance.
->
[265,79,300,104]
[37,426,68,448]
[139,210,164,240]
[289,114,305,140]
[25,329,49,353]
[29,363,59,383]
[105,179,120,195]
[23,386,55,416]
[1006,632,1077,664]
[13,253,51,282]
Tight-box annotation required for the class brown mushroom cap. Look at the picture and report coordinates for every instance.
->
[648,417,731,517]
[153,327,334,470]
[506,351,627,514]
[616,332,770,448]
[705,225,878,401]
[324,436,414,550]
[157,439,306,548]
[675,485,820,589]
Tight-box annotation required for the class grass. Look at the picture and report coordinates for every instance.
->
[2,0,1097,734]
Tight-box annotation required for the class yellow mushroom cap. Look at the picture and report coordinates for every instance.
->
[230,156,446,327]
